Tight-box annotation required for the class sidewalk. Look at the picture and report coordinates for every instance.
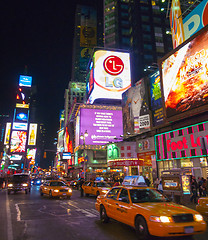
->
[0,189,8,240]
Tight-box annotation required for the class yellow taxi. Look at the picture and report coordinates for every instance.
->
[196,197,208,216]
[40,180,72,199]
[82,181,111,197]
[95,185,206,239]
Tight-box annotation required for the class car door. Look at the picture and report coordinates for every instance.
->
[91,182,97,195]
[84,181,92,194]
[105,188,121,220]
[116,188,132,225]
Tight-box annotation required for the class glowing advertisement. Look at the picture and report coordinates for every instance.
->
[155,121,208,161]
[149,71,164,126]
[88,50,131,104]
[12,122,28,131]
[27,148,37,162]
[4,122,11,145]
[28,124,37,146]
[10,155,22,161]
[62,152,71,160]
[169,0,185,48]
[161,26,208,119]
[10,131,27,153]
[57,129,64,152]
[122,79,150,136]
[79,108,123,145]
[64,126,73,153]
[183,0,208,40]
[19,75,32,87]
[14,108,29,122]
[16,103,29,109]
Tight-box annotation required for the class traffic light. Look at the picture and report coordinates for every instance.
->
[44,152,47,158]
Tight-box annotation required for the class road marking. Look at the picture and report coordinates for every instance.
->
[6,192,14,240]
[15,204,21,221]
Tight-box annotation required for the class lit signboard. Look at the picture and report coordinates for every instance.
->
[10,155,22,161]
[155,121,208,161]
[4,122,11,145]
[62,152,71,160]
[19,75,32,87]
[27,148,37,162]
[14,108,29,122]
[160,25,208,119]
[78,108,123,145]
[88,50,131,103]
[12,122,28,131]
[10,131,27,153]
[122,78,151,136]
[28,124,37,146]
[183,0,208,40]
[149,70,164,126]
[16,103,29,109]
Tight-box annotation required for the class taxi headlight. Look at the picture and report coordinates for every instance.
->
[150,216,172,223]
[102,190,108,194]
[22,183,28,187]
[68,188,72,193]
[54,189,59,193]
[194,214,203,222]
[8,183,13,187]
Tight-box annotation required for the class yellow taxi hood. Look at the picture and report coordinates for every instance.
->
[133,202,198,215]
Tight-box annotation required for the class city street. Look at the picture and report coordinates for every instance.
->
[0,186,208,240]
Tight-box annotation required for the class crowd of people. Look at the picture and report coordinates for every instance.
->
[190,176,208,203]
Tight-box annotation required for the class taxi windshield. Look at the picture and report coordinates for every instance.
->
[97,182,110,188]
[130,189,169,203]
[50,181,66,187]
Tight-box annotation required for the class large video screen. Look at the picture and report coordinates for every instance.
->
[79,108,123,145]
[10,131,27,153]
[161,25,208,119]
[19,75,32,87]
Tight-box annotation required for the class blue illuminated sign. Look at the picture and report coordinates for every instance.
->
[19,75,32,87]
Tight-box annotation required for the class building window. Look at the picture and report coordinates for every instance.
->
[141,15,150,22]
[143,34,152,41]
[144,54,154,61]
[142,24,151,32]
[144,44,153,50]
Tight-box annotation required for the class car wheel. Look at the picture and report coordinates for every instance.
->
[135,216,150,240]
[25,189,28,194]
[100,205,109,223]
[96,191,100,197]
[49,190,53,198]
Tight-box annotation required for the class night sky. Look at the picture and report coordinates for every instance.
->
[0,0,92,148]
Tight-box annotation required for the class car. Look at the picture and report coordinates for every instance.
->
[95,185,207,240]
[7,173,31,194]
[82,181,111,197]
[39,180,72,199]
[31,177,43,185]
[196,197,208,216]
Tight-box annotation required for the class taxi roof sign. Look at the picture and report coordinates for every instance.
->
[122,175,147,186]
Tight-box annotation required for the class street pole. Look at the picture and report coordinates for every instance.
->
[80,130,88,181]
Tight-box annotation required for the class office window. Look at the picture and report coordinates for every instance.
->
[144,44,153,50]
[142,24,151,32]
[141,15,150,22]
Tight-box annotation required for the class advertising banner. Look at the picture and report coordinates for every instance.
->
[161,25,208,119]
[12,122,28,131]
[27,148,37,162]
[169,0,185,48]
[155,121,208,161]
[4,122,11,145]
[108,159,139,167]
[183,0,208,40]
[19,75,32,87]
[14,108,29,122]
[137,151,155,167]
[149,71,164,126]
[122,78,150,135]
[28,124,37,146]
[10,131,27,153]
[79,108,123,145]
[88,50,131,103]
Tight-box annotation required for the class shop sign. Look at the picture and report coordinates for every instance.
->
[137,151,155,167]
[155,121,208,160]
[108,159,139,167]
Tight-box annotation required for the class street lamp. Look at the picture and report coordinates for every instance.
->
[80,130,88,180]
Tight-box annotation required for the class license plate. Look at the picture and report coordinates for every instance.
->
[63,193,66,195]
[184,226,194,234]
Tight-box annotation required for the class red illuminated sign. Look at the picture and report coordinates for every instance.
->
[104,56,124,75]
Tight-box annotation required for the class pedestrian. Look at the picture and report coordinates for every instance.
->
[202,178,207,197]
[144,176,151,187]
[197,177,203,197]
[157,180,163,193]
[190,177,198,204]
[79,178,85,197]
[154,178,160,189]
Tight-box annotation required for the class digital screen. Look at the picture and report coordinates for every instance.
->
[10,155,22,161]
[19,75,32,87]
[12,122,28,131]
[4,122,11,145]
[149,70,164,126]
[10,131,27,153]
[161,26,208,119]
[79,108,123,145]
[14,108,29,122]
[88,50,131,103]
[27,148,37,162]
[28,124,37,146]
[62,152,71,160]
[122,78,150,136]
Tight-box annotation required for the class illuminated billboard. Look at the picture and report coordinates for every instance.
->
[10,131,27,153]
[149,71,164,126]
[19,75,32,87]
[122,78,151,136]
[183,0,208,39]
[27,148,37,163]
[28,124,37,146]
[78,107,123,145]
[4,122,11,145]
[88,50,131,104]
[12,122,28,131]
[14,108,29,122]
[160,25,208,120]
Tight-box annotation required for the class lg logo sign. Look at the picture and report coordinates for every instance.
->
[104,56,124,75]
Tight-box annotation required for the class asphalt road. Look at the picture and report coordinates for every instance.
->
[1,186,208,240]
